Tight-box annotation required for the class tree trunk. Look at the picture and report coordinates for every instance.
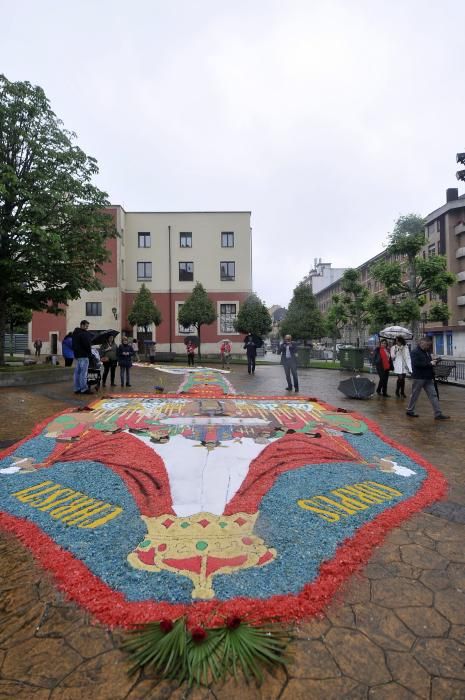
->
[0,298,6,365]
[197,324,202,361]
[408,255,421,342]
[9,321,14,357]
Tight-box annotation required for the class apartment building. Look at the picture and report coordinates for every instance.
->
[30,207,253,356]
[314,188,465,356]
[304,259,346,294]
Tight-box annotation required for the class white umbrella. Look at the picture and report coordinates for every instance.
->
[379,326,413,340]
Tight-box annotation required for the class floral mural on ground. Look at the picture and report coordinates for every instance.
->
[0,369,446,628]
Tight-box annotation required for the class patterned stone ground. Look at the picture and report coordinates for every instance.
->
[1,364,464,699]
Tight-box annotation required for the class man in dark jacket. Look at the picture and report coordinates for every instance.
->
[279,335,299,392]
[406,338,449,420]
[72,320,92,394]
[243,332,257,375]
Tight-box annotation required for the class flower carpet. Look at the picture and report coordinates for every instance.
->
[0,368,447,629]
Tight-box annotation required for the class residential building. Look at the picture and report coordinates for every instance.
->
[30,207,252,356]
[314,188,465,356]
[304,259,346,294]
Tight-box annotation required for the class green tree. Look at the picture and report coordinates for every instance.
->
[234,293,272,337]
[5,303,32,357]
[372,214,455,339]
[323,294,348,362]
[0,75,115,364]
[366,293,396,333]
[280,281,323,343]
[177,282,216,359]
[338,269,371,346]
[127,284,162,337]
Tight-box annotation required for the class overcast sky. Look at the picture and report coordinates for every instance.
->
[2,0,464,307]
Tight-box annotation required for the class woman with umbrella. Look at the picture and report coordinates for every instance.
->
[99,334,118,387]
[391,336,412,398]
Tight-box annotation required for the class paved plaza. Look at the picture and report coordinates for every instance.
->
[1,363,465,699]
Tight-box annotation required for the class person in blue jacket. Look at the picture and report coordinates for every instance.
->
[62,333,74,367]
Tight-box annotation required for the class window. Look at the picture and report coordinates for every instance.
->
[220,261,235,281]
[138,232,151,248]
[220,304,237,333]
[179,262,193,281]
[180,232,192,248]
[137,262,152,280]
[177,303,196,334]
[121,259,125,280]
[221,232,234,247]
[428,243,435,257]
[86,302,102,316]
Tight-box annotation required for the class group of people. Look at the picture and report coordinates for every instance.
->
[71,320,137,394]
[373,335,450,420]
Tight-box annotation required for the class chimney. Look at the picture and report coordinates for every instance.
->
[446,188,459,202]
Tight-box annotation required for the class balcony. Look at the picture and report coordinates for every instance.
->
[455,221,465,235]
[457,271,465,282]
[456,247,465,259]
[457,296,465,306]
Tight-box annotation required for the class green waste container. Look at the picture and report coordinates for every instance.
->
[296,346,311,368]
[338,347,365,371]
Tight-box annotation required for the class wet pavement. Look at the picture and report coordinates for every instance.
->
[1,364,465,699]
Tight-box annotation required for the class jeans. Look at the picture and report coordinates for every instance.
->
[74,357,89,392]
[407,379,442,417]
[120,366,131,385]
[283,359,299,390]
[247,355,256,374]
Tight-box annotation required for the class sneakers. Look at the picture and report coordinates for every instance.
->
[435,414,450,420]
[294,388,299,392]
[406,411,419,417]
[285,387,292,391]
[126,383,132,387]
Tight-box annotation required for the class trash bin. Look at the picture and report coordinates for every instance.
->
[296,346,311,368]
[338,347,365,371]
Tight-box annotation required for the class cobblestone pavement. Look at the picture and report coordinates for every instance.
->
[1,364,465,699]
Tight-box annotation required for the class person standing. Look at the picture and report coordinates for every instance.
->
[373,339,392,397]
[220,339,232,369]
[62,333,74,367]
[243,332,257,375]
[100,335,118,387]
[391,336,412,398]
[279,334,299,392]
[132,338,139,362]
[186,340,195,367]
[406,338,450,420]
[117,336,135,387]
[72,320,92,394]
[34,339,42,357]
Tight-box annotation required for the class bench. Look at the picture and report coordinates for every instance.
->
[434,360,456,382]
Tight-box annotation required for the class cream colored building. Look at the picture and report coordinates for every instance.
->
[31,207,253,356]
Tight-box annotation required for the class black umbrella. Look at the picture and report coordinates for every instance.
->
[244,334,263,348]
[338,377,376,400]
[184,336,199,347]
[91,329,120,345]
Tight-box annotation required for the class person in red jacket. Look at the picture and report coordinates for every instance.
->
[372,339,392,397]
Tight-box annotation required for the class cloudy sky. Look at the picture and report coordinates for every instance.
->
[2,0,464,307]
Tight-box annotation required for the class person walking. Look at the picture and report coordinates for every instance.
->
[117,337,135,387]
[406,337,450,420]
[391,336,412,398]
[132,338,139,362]
[100,335,118,387]
[279,334,299,392]
[220,339,232,369]
[33,339,42,357]
[243,332,257,375]
[72,320,92,394]
[62,333,74,367]
[373,339,392,397]
[186,340,195,367]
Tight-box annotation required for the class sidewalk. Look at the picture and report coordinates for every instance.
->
[1,365,464,698]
